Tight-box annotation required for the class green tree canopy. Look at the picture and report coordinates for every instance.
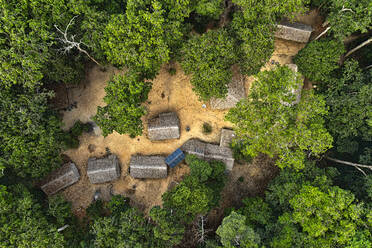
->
[181,29,236,100]
[294,39,345,83]
[91,207,155,248]
[0,87,68,178]
[323,0,372,40]
[0,184,65,247]
[215,161,372,248]
[318,60,372,155]
[216,211,261,248]
[93,71,152,137]
[162,155,226,223]
[102,0,193,77]
[226,66,333,170]
[230,0,309,76]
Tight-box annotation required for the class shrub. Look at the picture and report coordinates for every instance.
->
[181,29,236,100]
[48,194,73,225]
[86,200,105,220]
[202,123,212,134]
[63,121,90,149]
[294,39,345,82]
[93,71,152,137]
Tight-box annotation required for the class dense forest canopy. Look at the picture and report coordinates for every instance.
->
[0,0,371,247]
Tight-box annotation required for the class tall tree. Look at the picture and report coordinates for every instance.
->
[226,66,333,170]
[323,0,372,40]
[0,87,67,178]
[318,60,372,155]
[230,0,309,76]
[181,29,236,100]
[216,211,261,248]
[0,184,66,247]
[294,39,345,83]
[93,71,152,137]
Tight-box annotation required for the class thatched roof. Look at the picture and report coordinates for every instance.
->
[87,154,121,184]
[148,112,180,141]
[130,155,167,179]
[275,22,312,43]
[220,129,236,148]
[181,139,207,159]
[40,162,80,195]
[205,144,235,171]
[210,70,245,109]
[181,138,235,171]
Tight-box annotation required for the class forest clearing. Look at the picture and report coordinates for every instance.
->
[59,11,317,215]
[1,0,371,247]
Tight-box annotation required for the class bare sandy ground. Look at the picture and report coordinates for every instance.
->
[60,10,321,216]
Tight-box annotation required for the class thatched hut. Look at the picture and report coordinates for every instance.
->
[148,112,180,141]
[87,154,121,184]
[40,162,80,196]
[205,144,235,171]
[181,139,207,159]
[220,128,236,148]
[181,138,235,171]
[129,155,168,179]
[210,70,245,109]
[275,22,312,43]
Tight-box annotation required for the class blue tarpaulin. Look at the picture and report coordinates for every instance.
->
[165,148,185,168]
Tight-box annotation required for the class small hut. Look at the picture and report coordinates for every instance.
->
[210,69,245,109]
[181,138,235,171]
[220,129,236,148]
[205,144,235,171]
[130,155,168,179]
[275,22,313,43]
[87,154,121,184]
[40,162,80,196]
[181,139,207,159]
[148,112,180,141]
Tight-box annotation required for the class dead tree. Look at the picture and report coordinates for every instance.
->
[325,156,372,176]
[55,16,101,66]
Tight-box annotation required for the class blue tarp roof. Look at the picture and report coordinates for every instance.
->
[165,148,185,168]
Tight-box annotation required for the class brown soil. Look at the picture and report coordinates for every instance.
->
[59,11,316,216]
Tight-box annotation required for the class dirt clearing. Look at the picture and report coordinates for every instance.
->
[59,11,319,216]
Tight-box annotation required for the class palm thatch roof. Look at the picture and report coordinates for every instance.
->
[148,112,180,141]
[87,154,121,184]
[40,162,80,195]
[210,70,245,109]
[130,155,167,179]
[275,22,313,43]
[181,138,235,171]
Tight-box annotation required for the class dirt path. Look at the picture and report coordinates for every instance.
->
[59,11,320,216]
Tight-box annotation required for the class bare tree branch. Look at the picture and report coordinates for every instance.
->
[345,37,372,58]
[314,26,331,40]
[55,16,101,66]
[340,5,355,14]
[325,156,372,176]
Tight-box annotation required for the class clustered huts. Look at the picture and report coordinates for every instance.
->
[40,20,313,196]
[40,113,236,195]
